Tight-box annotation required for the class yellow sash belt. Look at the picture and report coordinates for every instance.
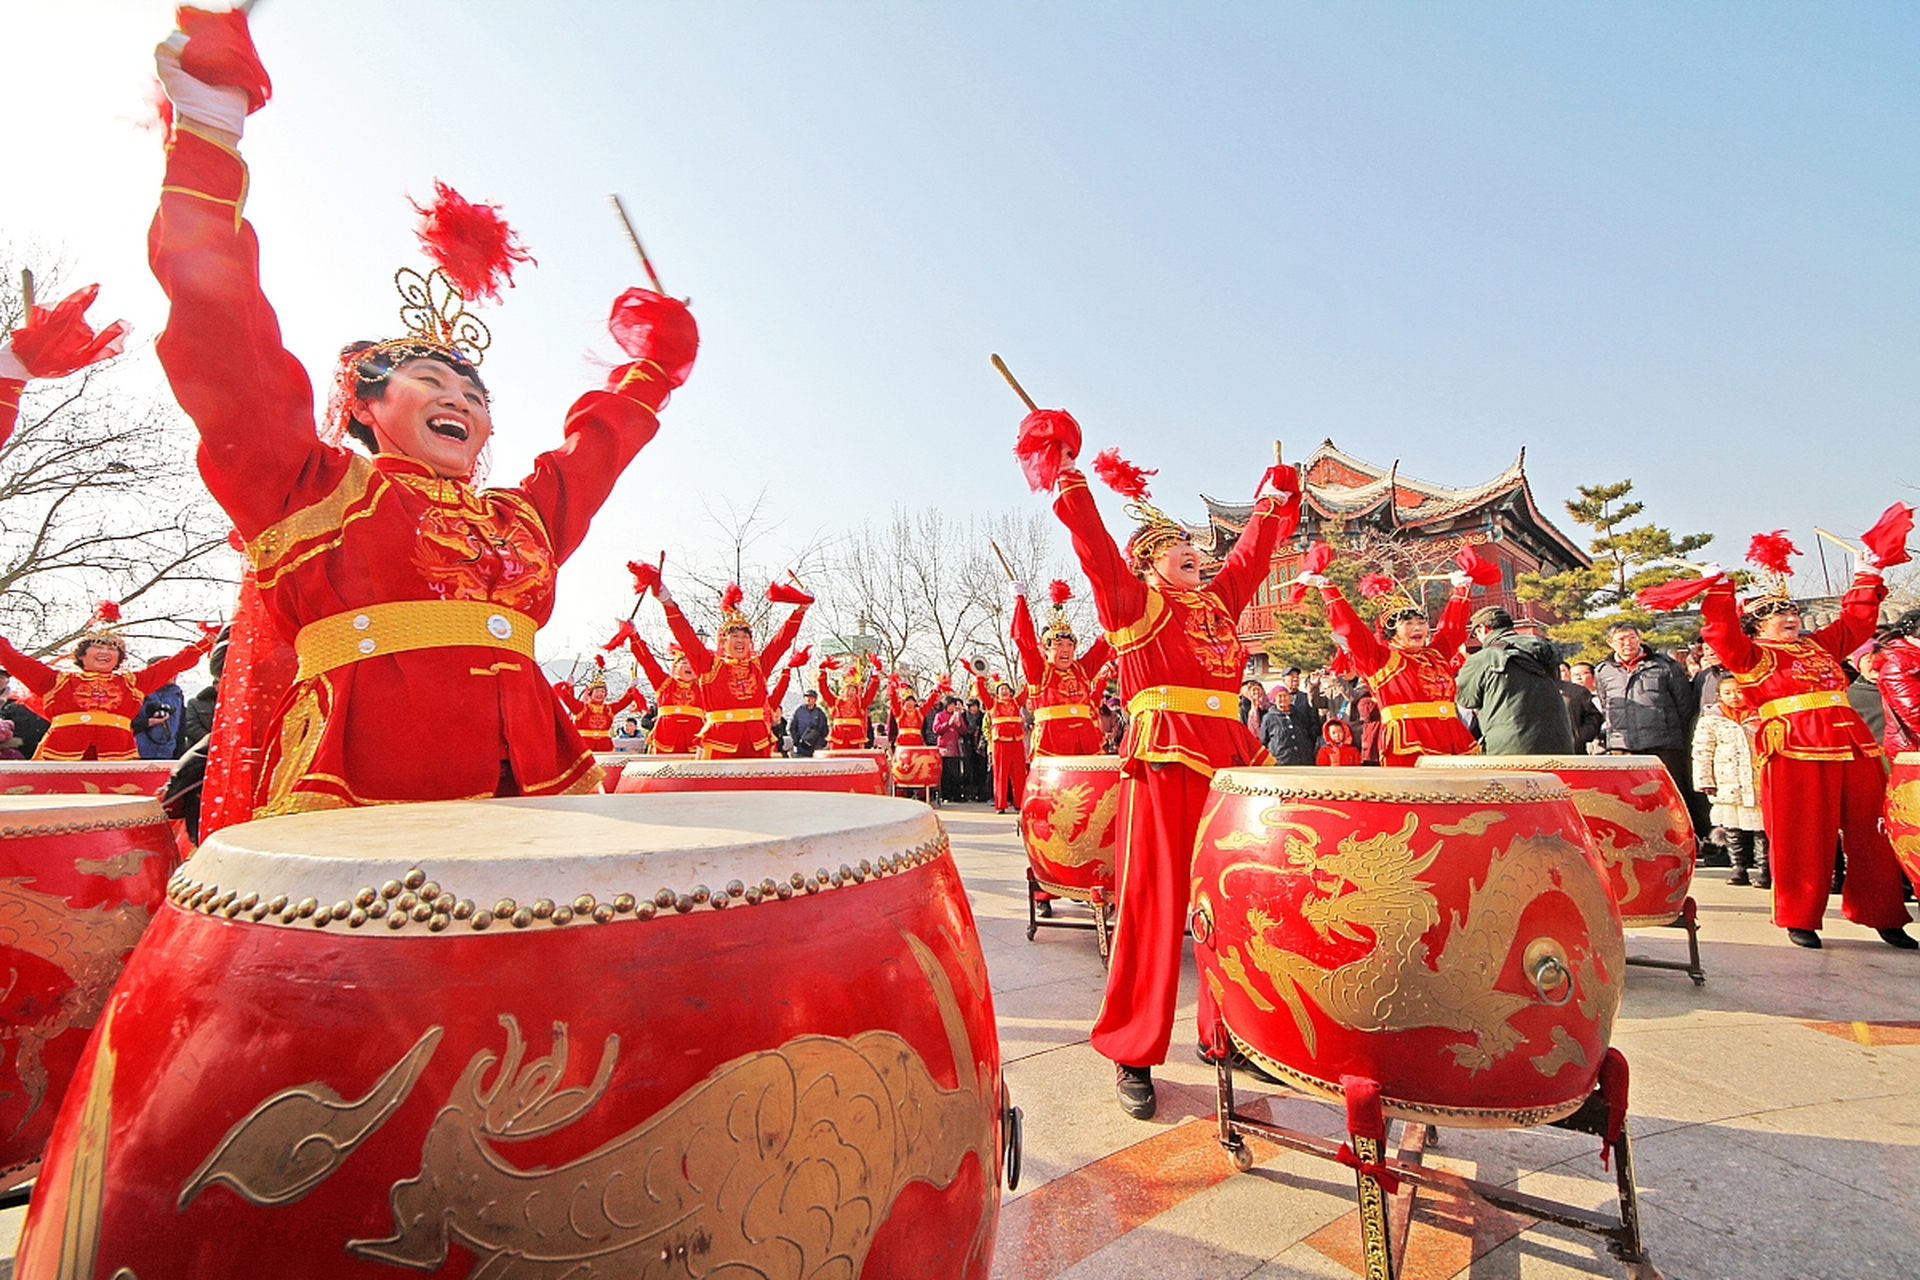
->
[49,712,132,732]
[1033,703,1094,722]
[295,600,537,681]
[1379,700,1457,725]
[1126,685,1239,718]
[706,707,768,725]
[1757,689,1848,719]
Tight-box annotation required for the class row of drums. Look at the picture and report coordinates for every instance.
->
[4,749,1920,1274]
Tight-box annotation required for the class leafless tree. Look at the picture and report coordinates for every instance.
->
[0,249,237,659]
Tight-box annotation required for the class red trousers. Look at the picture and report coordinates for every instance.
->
[1760,753,1910,931]
[1092,762,1215,1068]
[992,739,1027,810]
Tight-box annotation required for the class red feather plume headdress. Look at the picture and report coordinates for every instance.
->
[1743,530,1799,617]
[74,599,128,664]
[718,583,751,636]
[1040,578,1077,646]
[1358,573,1397,600]
[411,181,535,306]
[1095,448,1189,571]
[1047,579,1073,608]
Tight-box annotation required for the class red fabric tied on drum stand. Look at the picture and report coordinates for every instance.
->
[1335,1074,1399,1194]
[1599,1048,1630,1169]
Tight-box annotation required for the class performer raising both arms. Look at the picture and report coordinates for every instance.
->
[1013,386,1301,1119]
[1684,518,1916,950]
[0,603,214,762]
[976,672,1028,813]
[654,578,811,759]
[1011,578,1113,757]
[628,636,705,755]
[887,675,947,747]
[819,654,881,750]
[1295,557,1480,766]
[147,8,696,813]
[551,659,641,754]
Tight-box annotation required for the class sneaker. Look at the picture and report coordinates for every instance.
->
[1787,928,1822,949]
[1115,1064,1156,1119]
[1878,927,1918,950]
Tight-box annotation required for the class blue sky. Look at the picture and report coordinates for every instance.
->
[5,1,1915,649]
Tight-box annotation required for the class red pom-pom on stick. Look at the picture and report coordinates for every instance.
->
[1635,572,1722,612]
[1358,574,1396,600]
[1745,530,1799,577]
[720,583,744,613]
[1092,448,1156,501]
[93,600,122,625]
[626,558,663,597]
[788,646,812,669]
[1047,579,1073,607]
[767,580,814,607]
[593,653,607,670]
[9,284,129,380]
[601,619,639,652]
[411,180,534,304]
[1013,409,1082,494]
[1861,503,1915,570]
[1454,544,1503,587]
[176,5,272,113]
[609,289,699,389]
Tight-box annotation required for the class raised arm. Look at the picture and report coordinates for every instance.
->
[511,384,666,566]
[551,681,584,714]
[760,604,808,672]
[1209,491,1299,617]
[1697,581,1757,675]
[134,634,215,694]
[1051,469,1147,635]
[628,636,670,689]
[1078,635,1116,676]
[1010,593,1044,687]
[658,599,713,675]
[1318,587,1392,678]
[1812,571,1887,662]
[974,674,992,705]
[1430,584,1475,663]
[612,687,641,715]
[0,637,57,697]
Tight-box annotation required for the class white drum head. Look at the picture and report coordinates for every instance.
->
[0,792,169,835]
[1211,765,1570,803]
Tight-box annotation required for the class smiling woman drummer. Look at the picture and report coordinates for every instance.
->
[147,8,696,815]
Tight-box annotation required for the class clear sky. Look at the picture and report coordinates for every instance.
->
[4,1,1915,652]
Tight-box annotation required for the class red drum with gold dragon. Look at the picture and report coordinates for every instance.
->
[0,795,179,1194]
[0,759,175,799]
[822,748,895,796]
[1018,755,1121,903]
[1421,753,1696,928]
[1192,767,1624,1128]
[592,752,629,793]
[893,743,943,790]
[615,755,883,795]
[1887,752,1920,888]
[17,793,1005,1279]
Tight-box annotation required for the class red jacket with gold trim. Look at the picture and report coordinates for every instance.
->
[819,666,878,750]
[629,637,704,754]
[0,637,210,762]
[974,675,1027,746]
[552,683,640,751]
[150,126,662,813]
[1011,594,1111,757]
[1320,586,1477,760]
[1052,471,1296,780]
[662,600,806,758]
[1699,573,1884,765]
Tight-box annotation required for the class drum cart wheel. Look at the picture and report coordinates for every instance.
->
[1025,868,1114,967]
[1210,1051,1662,1280]
[1624,896,1705,985]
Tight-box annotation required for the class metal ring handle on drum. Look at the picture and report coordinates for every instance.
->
[1190,893,1215,948]
[1002,1083,1024,1191]
[1524,938,1575,1007]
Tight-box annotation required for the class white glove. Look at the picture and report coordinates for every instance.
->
[655,583,675,607]
[1010,580,1028,600]
[1697,562,1725,580]
[1448,570,1472,589]
[1858,562,1884,579]
[1295,572,1328,589]
[0,341,27,383]
[155,33,250,138]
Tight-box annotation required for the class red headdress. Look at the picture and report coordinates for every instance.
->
[1041,579,1077,645]
[1743,530,1798,617]
[74,599,128,664]
[718,583,751,636]
[1093,448,1188,571]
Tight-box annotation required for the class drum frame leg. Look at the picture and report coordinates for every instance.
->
[1624,896,1706,985]
[1211,1060,1662,1279]
[1024,868,1113,965]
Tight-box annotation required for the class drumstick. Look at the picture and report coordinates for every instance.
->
[988,540,1018,583]
[19,269,33,314]
[1813,526,1864,559]
[608,195,666,296]
[625,551,667,622]
[990,354,1040,413]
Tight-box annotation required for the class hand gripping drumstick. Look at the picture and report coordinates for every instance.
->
[626,551,667,622]
[608,195,667,296]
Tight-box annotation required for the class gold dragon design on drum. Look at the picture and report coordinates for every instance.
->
[1565,782,1691,907]
[1886,776,1920,869]
[1026,780,1119,872]
[1212,807,1622,1076]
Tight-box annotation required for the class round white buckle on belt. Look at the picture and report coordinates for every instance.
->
[1205,695,1221,711]
[358,638,376,655]
[487,613,512,640]
[352,614,371,631]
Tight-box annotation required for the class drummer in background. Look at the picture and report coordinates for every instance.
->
[629,636,705,754]
[147,8,695,813]
[0,603,213,763]
[1296,567,1479,766]
[887,676,949,748]
[976,672,1029,814]
[819,654,881,751]
[651,578,810,759]
[551,662,641,754]
[1696,534,1916,950]
[1036,435,1299,1120]
[1010,579,1112,757]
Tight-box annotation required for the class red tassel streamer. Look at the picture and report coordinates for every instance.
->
[411,180,534,304]
[626,559,662,597]
[1454,544,1502,587]
[1358,573,1396,600]
[1013,409,1082,494]
[1861,502,1915,569]
[1745,530,1799,577]
[9,285,129,380]
[1092,448,1156,501]
[601,619,639,652]
[1635,572,1720,612]
[789,646,813,668]
[767,580,814,607]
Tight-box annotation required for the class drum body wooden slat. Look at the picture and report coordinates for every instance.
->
[1420,754,1696,927]
[821,748,895,796]
[0,794,178,1192]
[1019,755,1121,902]
[16,793,1002,1278]
[1193,767,1624,1129]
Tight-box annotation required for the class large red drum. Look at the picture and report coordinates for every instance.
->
[1887,752,1920,888]
[0,759,174,798]
[822,747,895,796]
[894,743,943,789]
[592,752,629,793]
[1192,767,1624,1128]
[0,794,179,1194]
[615,755,883,795]
[17,793,1006,1278]
[1421,753,1696,927]
[1019,755,1121,902]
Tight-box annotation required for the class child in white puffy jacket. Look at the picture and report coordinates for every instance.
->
[1692,680,1769,887]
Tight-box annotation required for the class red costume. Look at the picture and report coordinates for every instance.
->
[976,675,1029,811]
[819,663,879,750]
[552,679,640,753]
[661,594,806,759]
[888,680,943,748]
[0,635,210,762]
[149,68,688,812]
[629,638,705,754]
[1319,584,1477,765]
[1052,466,1297,1070]
[1012,591,1113,757]
[1879,639,1920,758]
[1699,571,1912,932]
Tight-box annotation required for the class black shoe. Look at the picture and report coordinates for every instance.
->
[1787,928,1822,949]
[1878,927,1918,950]
[1035,898,1053,919]
[1729,871,1751,887]
[1698,847,1732,869]
[1755,875,1772,890]
[1116,1064,1156,1119]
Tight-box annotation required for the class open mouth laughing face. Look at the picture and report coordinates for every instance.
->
[353,357,493,479]
[1150,538,1202,592]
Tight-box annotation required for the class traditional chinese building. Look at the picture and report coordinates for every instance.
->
[1190,440,1591,670]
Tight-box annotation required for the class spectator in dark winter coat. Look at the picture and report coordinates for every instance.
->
[134,681,188,760]
[1455,609,1575,755]
[1593,621,1710,847]
[1560,668,1605,753]
[0,672,50,758]
[789,690,829,757]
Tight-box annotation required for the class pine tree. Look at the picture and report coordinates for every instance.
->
[1516,480,1712,659]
